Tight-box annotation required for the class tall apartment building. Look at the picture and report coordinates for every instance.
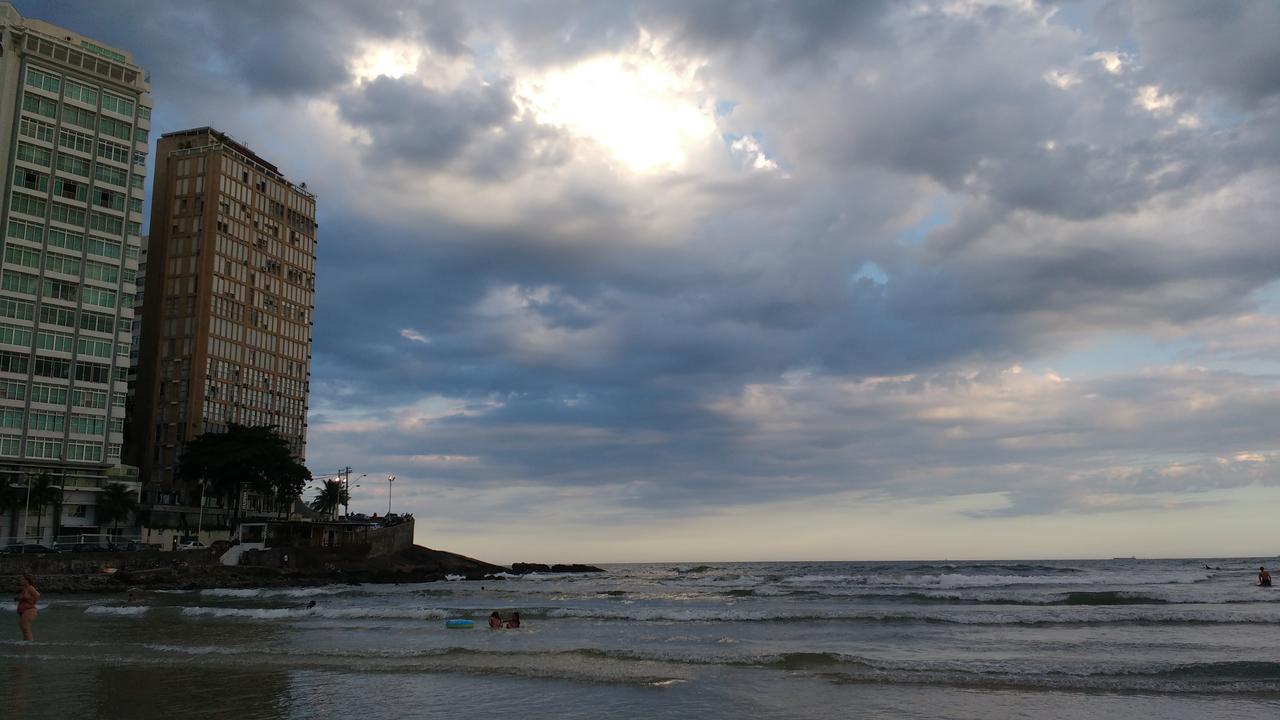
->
[0,3,147,544]
[134,127,316,541]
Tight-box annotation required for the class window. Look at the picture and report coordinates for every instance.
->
[0,323,33,348]
[13,168,48,192]
[95,188,125,211]
[40,305,76,329]
[62,106,96,130]
[10,193,47,218]
[25,438,61,459]
[134,127,149,144]
[0,299,34,322]
[75,361,111,384]
[107,443,121,458]
[95,164,127,186]
[85,260,119,284]
[64,78,98,105]
[33,356,71,379]
[28,410,65,432]
[54,178,87,202]
[35,330,73,352]
[48,229,85,252]
[59,127,95,154]
[25,67,61,92]
[0,435,19,457]
[90,213,123,236]
[130,174,144,190]
[4,245,41,269]
[1,271,39,295]
[101,93,134,116]
[0,380,26,401]
[133,151,146,167]
[7,220,44,244]
[57,155,91,177]
[127,221,141,237]
[31,383,69,405]
[97,139,130,164]
[66,441,102,462]
[50,202,87,227]
[76,337,112,358]
[43,278,80,302]
[98,116,131,141]
[68,504,87,518]
[79,311,115,334]
[0,351,30,374]
[19,117,56,143]
[44,253,80,277]
[81,286,116,309]
[70,414,106,435]
[138,106,151,121]
[22,92,57,118]
[109,418,123,433]
[111,391,126,408]
[16,142,52,167]
[0,408,23,429]
[86,238,121,259]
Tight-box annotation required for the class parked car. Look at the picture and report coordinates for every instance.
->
[59,541,110,553]
[5,543,62,554]
[177,541,206,551]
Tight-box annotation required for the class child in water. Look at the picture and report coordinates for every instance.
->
[488,611,503,629]
[1260,567,1272,587]
[505,612,521,629]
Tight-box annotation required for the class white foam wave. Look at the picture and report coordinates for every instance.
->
[85,605,149,616]
[777,570,1211,589]
[545,604,1280,624]
[199,586,348,599]
[180,606,450,621]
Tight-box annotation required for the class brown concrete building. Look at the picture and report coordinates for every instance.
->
[133,127,316,541]
[0,3,147,545]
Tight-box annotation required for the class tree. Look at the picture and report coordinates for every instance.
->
[97,483,139,534]
[309,479,349,520]
[25,473,62,542]
[177,424,312,528]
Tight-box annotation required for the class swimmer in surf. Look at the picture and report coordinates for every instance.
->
[488,611,503,629]
[1259,567,1272,587]
[505,612,521,629]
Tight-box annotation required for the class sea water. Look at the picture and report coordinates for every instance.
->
[2,558,1279,719]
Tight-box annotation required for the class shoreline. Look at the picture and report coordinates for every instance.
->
[1,545,604,593]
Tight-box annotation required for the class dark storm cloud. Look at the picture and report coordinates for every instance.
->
[1128,0,1280,108]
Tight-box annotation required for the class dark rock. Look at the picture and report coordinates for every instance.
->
[550,564,605,573]
[510,562,551,574]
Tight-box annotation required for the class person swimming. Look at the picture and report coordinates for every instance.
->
[505,612,521,629]
[488,611,503,629]
[1259,566,1272,587]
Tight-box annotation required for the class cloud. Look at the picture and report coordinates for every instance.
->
[22,0,1280,557]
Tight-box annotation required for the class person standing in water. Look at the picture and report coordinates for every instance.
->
[1259,567,1272,587]
[15,575,39,641]
[488,611,503,629]
[505,612,521,629]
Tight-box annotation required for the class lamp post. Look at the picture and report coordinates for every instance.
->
[387,475,395,515]
[346,473,365,517]
[196,477,206,544]
[18,474,32,544]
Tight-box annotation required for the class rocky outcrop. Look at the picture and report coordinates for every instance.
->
[510,562,604,574]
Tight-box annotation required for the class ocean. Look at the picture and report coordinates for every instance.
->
[3,558,1279,719]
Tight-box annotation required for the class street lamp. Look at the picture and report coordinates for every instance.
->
[346,474,365,517]
[387,475,395,515]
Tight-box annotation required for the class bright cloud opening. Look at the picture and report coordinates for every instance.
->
[516,35,716,173]
[351,41,422,83]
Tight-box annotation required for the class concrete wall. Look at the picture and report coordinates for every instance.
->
[367,520,415,556]
[0,548,221,575]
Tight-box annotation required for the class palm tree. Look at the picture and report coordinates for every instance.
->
[25,473,62,543]
[97,483,139,536]
[309,479,349,520]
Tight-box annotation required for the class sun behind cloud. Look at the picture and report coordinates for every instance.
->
[516,33,717,173]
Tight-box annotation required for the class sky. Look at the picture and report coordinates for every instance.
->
[22,0,1280,563]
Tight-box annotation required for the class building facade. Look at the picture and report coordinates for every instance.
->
[133,127,316,544]
[0,3,146,544]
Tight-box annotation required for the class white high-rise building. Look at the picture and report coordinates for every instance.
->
[0,2,147,545]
